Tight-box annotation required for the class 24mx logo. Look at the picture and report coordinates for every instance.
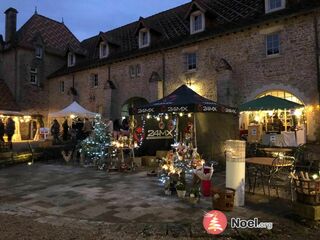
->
[167,106,188,112]
[203,106,217,112]
[146,129,174,140]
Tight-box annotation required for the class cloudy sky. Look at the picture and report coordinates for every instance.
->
[0,0,189,41]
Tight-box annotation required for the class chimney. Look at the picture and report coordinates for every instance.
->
[4,8,18,43]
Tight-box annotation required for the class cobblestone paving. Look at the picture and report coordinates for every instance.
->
[0,163,319,239]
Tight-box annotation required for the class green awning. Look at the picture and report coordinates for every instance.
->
[239,95,304,111]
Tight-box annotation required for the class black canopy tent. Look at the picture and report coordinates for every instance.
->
[129,85,238,161]
[130,85,237,115]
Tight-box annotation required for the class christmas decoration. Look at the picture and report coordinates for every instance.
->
[79,115,112,165]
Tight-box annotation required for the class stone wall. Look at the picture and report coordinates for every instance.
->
[48,12,320,140]
[48,66,111,119]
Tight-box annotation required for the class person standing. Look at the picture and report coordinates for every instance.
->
[51,119,61,144]
[0,119,5,142]
[82,118,92,138]
[6,117,15,149]
[62,119,69,141]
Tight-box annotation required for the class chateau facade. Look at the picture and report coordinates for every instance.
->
[1,0,320,140]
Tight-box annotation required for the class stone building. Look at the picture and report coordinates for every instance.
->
[0,8,84,139]
[1,0,320,141]
[48,0,320,141]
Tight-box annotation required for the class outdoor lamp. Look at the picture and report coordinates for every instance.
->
[188,113,192,118]
[147,114,151,119]
[179,113,183,117]
[165,115,169,120]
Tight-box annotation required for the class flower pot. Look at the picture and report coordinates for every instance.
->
[177,190,186,198]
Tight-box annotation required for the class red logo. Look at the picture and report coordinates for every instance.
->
[203,210,227,235]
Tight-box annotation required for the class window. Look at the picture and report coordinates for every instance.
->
[91,74,99,88]
[35,46,43,59]
[139,28,150,48]
[265,0,285,13]
[129,66,135,78]
[30,68,37,85]
[186,53,197,71]
[257,90,303,104]
[190,11,205,34]
[136,64,141,77]
[60,81,65,93]
[68,52,76,67]
[99,42,109,58]
[266,33,280,56]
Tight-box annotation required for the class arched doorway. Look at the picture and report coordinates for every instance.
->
[121,97,148,118]
[257,90,304,105]
[240,89,307,145]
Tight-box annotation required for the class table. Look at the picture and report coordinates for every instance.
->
[246,157,293,167]
[246,157,294,197]
[262,132,297,147]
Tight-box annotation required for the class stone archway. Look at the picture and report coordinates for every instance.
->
[121,97,148,117]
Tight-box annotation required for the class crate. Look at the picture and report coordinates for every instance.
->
[294,178,320,206]
[211,187,235,211]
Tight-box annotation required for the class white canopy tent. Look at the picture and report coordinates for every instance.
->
[48,101,97,118]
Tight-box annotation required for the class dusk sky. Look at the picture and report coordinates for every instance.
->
[0,0,189,41]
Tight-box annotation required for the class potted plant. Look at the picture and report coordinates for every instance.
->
[176,181,186,198]
[189,187,200,204]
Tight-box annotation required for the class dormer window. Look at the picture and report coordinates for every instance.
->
[99,42,109,58]
[265,0,285,13]
[190,11,205,34]
[35,46,43,59]
[139,28,150,48]
[67,52,76,67]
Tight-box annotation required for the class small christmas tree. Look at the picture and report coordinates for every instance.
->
[79,115,112,164]
[208,213,223,232]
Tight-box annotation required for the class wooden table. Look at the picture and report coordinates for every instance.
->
[246,157,293,167]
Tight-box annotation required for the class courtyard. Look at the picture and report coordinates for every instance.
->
[0,162,319,240]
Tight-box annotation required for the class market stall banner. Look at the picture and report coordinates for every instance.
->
[133,116,176,156]
[129,85,237,115]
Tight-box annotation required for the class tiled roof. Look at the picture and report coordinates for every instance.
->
[6,14,84,56]
[48,0,320,78]
[0,80,20,111]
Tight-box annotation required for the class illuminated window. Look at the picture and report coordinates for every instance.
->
[257,90,303,104]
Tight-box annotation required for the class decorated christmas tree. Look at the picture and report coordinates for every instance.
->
[79,115,112,163]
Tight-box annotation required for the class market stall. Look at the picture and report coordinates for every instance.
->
[48,101,97,118]
[129,85,238,161]
[239,95,305,147]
